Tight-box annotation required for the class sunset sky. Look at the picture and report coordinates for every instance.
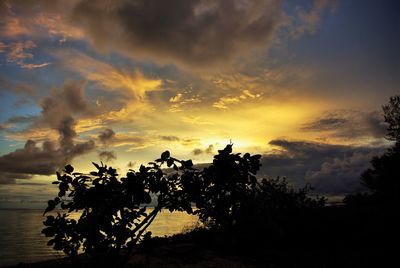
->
[0,0,399,208]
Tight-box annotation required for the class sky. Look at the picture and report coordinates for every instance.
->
[0,0,399,208]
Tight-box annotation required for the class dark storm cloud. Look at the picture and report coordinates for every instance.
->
[301,117,348,131]
[4,115,37,124]
[99,150,117,162]
[69,0,286,69]
[98,128,116,144]
[0,80,96,184]
[2,117,38,133]
[3,0,334,70]
[159,135,181,142]
[260,139,386,195]
[39,80,94,151]
[40,80,88,128]
[192,148,203,156]
[301,110,388,140]
[192,144,214,155]
[0,139,94,184]
[0,172,31,184]
[0,75,36,96]
[364,111,388,139]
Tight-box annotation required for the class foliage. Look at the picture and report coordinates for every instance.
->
[191,144,262,227]
[345,95,400,205]
[360,142,400,202]
[360,95,400,199]
[383,95,400,142]
[235,177,325,239]
[42,152,194,258]
[255,177,325,211]
[43,144,326,259]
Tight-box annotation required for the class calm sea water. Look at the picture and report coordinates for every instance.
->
[0,209,198,267]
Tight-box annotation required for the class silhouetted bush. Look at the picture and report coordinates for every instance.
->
[359,142,400,203]
[383,95,400,142]
[42,151,194,259]
[43,144,327,262]
[191,144,262,227]
[228,177,325,250]
[346,95,400,205]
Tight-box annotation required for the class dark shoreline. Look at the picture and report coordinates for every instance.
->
[3,204,399,268]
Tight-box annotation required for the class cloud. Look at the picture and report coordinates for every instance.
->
[54,49,162,123]
[55,50,162,99]
[159,135,181,142]
[301,110,388,141]
[305,151,379,194]
[4,115,37,124]
[260,139,386,195]
[213,89,261,109]
[302,117,348,131]
[94,129,153,151]
[0,0,83,41]
[0,172,31,184]
[5,127,58,142]
[0,139,94,184]
[181,138,201,147]
[111,133,153,150]
[364,111,388,139]
[291,0,336,38]
[67,0,287,70]
[98,150,116,162]
[97,129,117,161]
[0,80,96,184]
[2,1,333,71]
[169,92,202,112]
[20,62,52,69]
[192,144,214,155]
[0,41,6,52]
[0,75,36,96]
[0,115,37,132]
[98,128,115,145]
[39,80,89,132]
[0,1,31,37]
[2,40,50,68]
[66,0,333,70]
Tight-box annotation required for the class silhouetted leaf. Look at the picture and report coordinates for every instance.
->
[161,150,170,160]
[92,162,100,169]
[64,164,74,174]
[167,158,174,167]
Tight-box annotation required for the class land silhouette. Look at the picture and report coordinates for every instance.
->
[5,95,399,267]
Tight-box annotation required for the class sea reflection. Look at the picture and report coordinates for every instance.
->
[0,209,198,267]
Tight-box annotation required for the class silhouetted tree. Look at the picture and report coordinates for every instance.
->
[359,142,400,202]
[43,144,327,263]
[42,151,194,261]
[346,95,400,205]
[383,95,400,142]
[191,144,262,227]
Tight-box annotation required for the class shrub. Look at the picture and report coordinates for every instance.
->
[191,144,262,227]
[42,152,194,258]
[42,144,326,259]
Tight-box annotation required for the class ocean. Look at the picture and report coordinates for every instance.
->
[0,209,198,267]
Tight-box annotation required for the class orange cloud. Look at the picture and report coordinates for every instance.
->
[0,0,83,42]
[213,89,261,109]
[55,50,162,123]
[2,40,51,68]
